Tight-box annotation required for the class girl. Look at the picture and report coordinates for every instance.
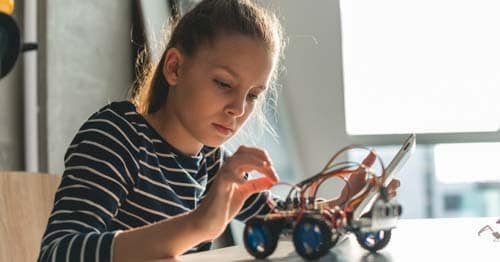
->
[38,1,399,261]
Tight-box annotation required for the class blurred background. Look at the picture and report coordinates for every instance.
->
[2,0,500,245]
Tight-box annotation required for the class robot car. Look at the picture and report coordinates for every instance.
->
[243,135,416,260]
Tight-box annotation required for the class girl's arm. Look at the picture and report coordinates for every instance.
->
[113,145,278,261]
[40,114,276,262]
[38,117,137,262]
[113,209,209,261]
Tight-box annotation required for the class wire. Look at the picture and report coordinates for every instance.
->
[264,145,388,217]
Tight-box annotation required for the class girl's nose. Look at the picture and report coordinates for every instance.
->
[225,96,246,117]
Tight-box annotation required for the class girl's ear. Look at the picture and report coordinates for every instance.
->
[162,48,183,86]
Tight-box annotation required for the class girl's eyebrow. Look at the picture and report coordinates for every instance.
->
[212,63,239,80]
[212,63,268,90]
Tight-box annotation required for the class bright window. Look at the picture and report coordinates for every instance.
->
[434,142,500,183]
[340,0,500,135]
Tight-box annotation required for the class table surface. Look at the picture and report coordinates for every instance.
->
[157,217,500,262]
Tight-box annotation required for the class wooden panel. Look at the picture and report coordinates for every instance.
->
[0,172,61,262]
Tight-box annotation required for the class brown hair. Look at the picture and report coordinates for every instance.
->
[132,0,284,137]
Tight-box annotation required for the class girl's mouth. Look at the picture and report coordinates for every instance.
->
[212,123,234,136]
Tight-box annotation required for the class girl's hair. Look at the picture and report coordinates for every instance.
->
[131,0,285,139]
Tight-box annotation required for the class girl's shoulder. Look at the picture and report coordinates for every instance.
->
[91,100,139,122]
[86,100,145,129]
[70,100,144,147]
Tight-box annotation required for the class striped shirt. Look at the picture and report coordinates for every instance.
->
[38,101,274,262]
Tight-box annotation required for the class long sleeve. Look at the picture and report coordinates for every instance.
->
[38,109,139,262]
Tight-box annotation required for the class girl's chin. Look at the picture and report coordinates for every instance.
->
[202,136,231,148]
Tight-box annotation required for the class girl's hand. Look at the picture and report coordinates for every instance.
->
[193,146,279,240]
[345,151,401,199]
[386,179,400,199]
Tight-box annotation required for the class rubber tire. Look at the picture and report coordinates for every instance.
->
[293,216,332,260]
[243,218,279,259]
[356,230,392,252]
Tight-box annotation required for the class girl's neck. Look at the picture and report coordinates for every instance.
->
[142,106,203,157]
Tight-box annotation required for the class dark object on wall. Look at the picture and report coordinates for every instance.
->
[0,11,19,79]
[0,7,37,80]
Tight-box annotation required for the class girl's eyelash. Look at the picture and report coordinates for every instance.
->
[214,79,231,89]
[247,93,260,101]
[214,78,260,101]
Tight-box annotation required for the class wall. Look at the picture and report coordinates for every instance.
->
[42,0,133,174]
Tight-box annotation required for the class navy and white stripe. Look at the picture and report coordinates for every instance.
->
[38,101,275,262]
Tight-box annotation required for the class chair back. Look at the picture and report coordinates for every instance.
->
[0,171,61,262]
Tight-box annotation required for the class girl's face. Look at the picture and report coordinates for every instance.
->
[161,34,276,155]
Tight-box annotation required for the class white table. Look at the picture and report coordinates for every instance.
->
[159,217,500,261]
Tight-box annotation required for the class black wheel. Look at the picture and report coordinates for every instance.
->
[292,216,333,260]
[356,230,392,252]
[328,232,341,249]
[243,218,279,259]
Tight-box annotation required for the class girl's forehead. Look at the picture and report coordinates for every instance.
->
[197,36,274,68]
[182,34,276,87]
[198,34,272,59]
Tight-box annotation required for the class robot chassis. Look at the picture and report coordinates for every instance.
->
[243,145,403,260]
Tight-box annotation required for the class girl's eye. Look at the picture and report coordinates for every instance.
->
[214,79,231,89]
[247,93,260,102]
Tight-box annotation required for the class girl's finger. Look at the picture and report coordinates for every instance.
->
[233,162,278,183]
[224,153,279,182]
[235,146,274,166]
[351,151,377,177]
[361,151,377,167]
[388,191,397,199]
[238,177,275,199]
[387,179,401,191]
